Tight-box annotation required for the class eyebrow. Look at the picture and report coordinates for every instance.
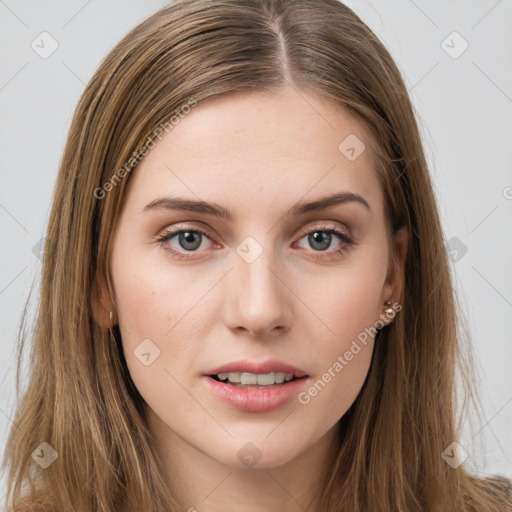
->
[143,192,371,219]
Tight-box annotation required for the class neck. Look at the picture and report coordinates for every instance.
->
[145,409,341,512]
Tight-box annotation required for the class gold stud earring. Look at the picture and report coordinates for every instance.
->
[109,311,113,321]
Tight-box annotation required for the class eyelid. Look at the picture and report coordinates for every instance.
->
[156,220,352,243]
[294,221,352,241]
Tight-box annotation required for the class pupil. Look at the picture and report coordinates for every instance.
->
[309,231,330,251]
[179,231,201,250]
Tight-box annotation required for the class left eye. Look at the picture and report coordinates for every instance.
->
[296,228,352,252]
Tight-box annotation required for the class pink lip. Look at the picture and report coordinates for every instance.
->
[203,359,308,378]
[203,375,309,413]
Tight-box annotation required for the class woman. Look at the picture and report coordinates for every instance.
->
[2,0,511,510]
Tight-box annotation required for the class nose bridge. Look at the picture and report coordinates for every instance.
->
[225,234,291,335]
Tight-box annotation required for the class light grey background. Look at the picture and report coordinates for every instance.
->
[1,0,511,497]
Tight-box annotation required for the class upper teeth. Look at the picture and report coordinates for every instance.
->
[216,372,295,385]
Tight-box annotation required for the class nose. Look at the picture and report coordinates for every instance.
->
[222,245,293,338]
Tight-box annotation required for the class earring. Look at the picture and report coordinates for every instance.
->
[109,311,113,321]
[384,300,393,315]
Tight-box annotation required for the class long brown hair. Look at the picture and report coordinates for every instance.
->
[2,0,511,510]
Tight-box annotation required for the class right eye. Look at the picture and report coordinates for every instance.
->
[155,225,218,260]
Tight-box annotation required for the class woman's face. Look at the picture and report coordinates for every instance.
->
[104,85,406,470]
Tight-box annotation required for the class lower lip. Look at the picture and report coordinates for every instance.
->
[203,376,309,413]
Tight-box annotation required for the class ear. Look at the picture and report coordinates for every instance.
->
[91,275,117,328]
[380,226,408,322]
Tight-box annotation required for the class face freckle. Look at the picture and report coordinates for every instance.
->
[109,84,398,473]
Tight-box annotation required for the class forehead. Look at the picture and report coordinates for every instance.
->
[124,86,384,218]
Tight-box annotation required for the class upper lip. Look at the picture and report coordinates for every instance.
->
[204,360,308,378]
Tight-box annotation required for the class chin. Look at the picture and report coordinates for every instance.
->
[208,439,303,470]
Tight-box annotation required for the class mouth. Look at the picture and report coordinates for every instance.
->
[208,372,306,389]
[203,370,310,413]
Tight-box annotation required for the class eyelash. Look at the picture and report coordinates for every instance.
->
[155,223,354,261]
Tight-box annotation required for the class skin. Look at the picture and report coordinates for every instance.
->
[93,85,408,511]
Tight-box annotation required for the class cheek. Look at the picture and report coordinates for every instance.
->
[110,252,196,411]
[110,242,184,374]
[305,256,385,359]
[112,258,172,338]
[296,253,385,415]
[110,247,215,384]
[298,279,378,423]
[298,344,373,428]
[111,235,212,337]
